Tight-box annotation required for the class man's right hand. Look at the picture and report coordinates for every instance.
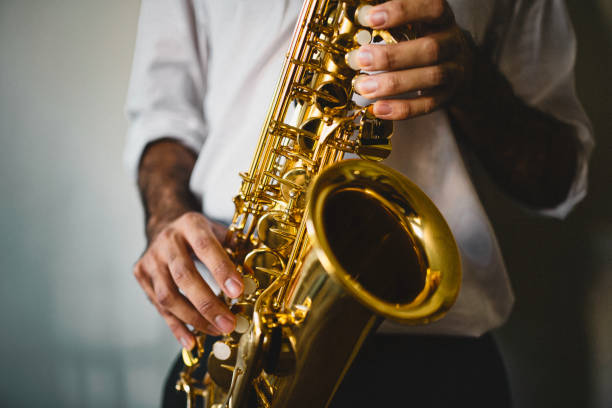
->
[133,211,244,351]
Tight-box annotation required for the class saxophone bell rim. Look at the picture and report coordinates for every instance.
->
[305,159,462,324]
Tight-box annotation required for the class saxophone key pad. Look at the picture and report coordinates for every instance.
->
[257,211,298,250]
[212,341,233,361]
[281,167,310,208]
[234,314,250,334]
[355,29,372,45]
[242,275,258,296]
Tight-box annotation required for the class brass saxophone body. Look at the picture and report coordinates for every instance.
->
[177,1,461,407]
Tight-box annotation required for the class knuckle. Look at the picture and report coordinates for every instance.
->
[210,262,230,280]
[422,37,440,62]
[429,66,445,85]
[146,294,156,306]
[132,263,143,279]
[396,1,409,19]
[169,259,191,283]
[193,234,214,253]
[181,211,202,225]
[167,321,182,333]
[384,74,400,93]
[422,97,437,114]
[158,227,175,242]
[379,46,394,70]
[156,286,175,307]
[167,251,179,263]
[428,0,445,20]
[195,297,218,318]
[396,102,412,120]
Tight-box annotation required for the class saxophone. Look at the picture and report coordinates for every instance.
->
[176,1,461,407]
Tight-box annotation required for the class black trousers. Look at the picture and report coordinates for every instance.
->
[163,333,511,407]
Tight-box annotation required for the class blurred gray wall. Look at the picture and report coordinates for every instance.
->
[0,1,174,407]
[0,1,610,407]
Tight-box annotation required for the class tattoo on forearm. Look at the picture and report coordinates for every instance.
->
[137,140,201,241]
[448,50,579,209]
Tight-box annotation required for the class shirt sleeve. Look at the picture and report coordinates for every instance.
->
[495,0,594,218]
[124,0,208,180]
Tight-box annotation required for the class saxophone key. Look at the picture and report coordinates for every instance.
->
[356,113,394,161]
[207,347,237,391]
[315,82,349,113]
[212,340,235,361]
[280,167,310,208]
[242,275,258,296]
[354,29,372,45]
[257,211,298,250]
[298,118,321,151]
[244,248,286,288]
[234,314,250,334]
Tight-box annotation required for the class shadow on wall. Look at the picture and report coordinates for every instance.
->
[482,1,612,408]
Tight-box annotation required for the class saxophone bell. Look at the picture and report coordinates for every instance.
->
[225,159,460,408]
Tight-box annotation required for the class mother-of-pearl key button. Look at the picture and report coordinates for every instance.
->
[234,315,250,334]
[355,29,372,45]
[242,276,257,296]
[212,341,232,361]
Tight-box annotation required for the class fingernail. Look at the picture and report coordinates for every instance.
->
[374,102,392,116]
[357,5,373,26]
[368,10,388,27]
[355,77,377,95]
[346,49,360,70]
[224,278,243,298]
[215,315,235,334]
[180,336,194,350]
[356,49,373,68]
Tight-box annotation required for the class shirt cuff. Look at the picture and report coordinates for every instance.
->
[536,118,594,219]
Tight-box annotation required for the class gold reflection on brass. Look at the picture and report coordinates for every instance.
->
[177,1,461,407]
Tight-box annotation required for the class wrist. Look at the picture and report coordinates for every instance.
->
[146,204,199,243]
[143,184,201,242]
[447,29,478,110]
[138,141,201,243]
[447,44,520,149]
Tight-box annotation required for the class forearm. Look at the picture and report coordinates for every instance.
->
[137,139,201,241]
[448,50,579,209]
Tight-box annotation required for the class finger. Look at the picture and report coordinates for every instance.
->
[160,308,197,349]
[149,280,222,342]
[178,213,244,299]
[166,250,237,335]
[133,260,155,297]
[354,63,457,99]
[369,89,452,120]
[134,262,212,347]
[210,221,229,244]
[359,0,448,29]
[348,29,461,72]
[141,245,229,335]
[153,226,237,334]
[150,261,216,333]
[140,251,223,334]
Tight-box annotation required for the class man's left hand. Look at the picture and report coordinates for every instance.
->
[349,0,474,120]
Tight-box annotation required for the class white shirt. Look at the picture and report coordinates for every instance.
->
[125,0,593,337]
